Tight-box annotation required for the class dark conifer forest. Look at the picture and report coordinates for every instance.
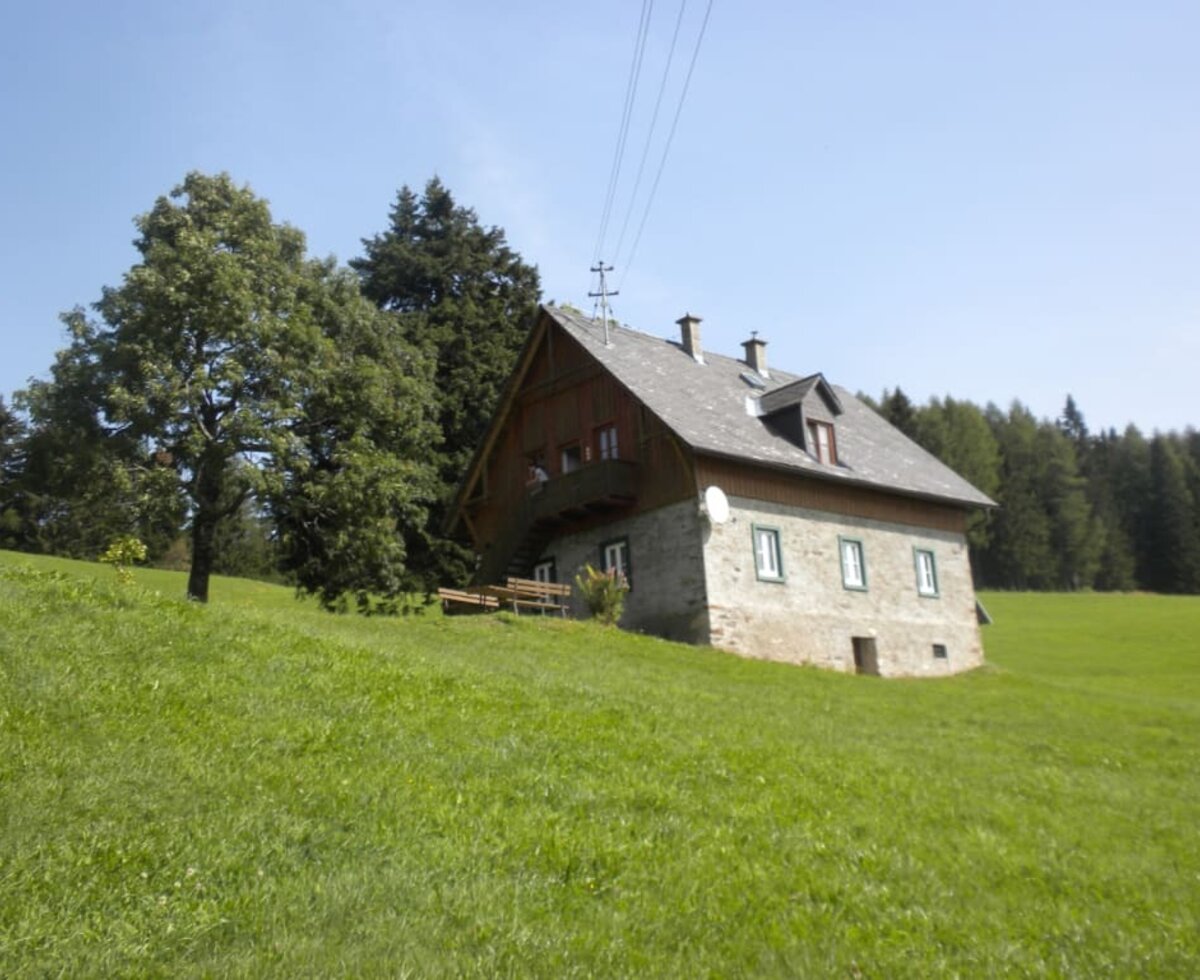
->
[869,390,1200,593]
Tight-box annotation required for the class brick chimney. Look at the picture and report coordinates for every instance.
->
[677,313,704,364]
[741,332,768,378]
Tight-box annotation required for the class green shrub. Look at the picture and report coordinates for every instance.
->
[99,535,147,585]
[574,562,628,626]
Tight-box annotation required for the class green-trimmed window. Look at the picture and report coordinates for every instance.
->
[914,548,939,597]
[839,537,867,591]
[752,524,785,582]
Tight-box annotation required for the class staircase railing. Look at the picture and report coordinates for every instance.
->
[476,461,638,584]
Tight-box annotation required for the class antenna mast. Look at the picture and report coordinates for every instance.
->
[588,262,619,346]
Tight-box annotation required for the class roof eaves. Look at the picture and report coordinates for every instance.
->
[695,448,996,511]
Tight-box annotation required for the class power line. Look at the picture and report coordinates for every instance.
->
[619,0,715,289]
[592,0,655,265]
[611,0,689,268]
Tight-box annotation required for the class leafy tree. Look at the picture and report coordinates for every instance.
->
[16,345,184,560]
[352,177,541,586]
[0,397,20,471]
[269,265,439,611]
[30,172,437,606]
[0,396,28,548]
[210,488,280,582]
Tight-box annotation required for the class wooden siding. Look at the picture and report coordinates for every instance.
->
[464,324,695,553]
[694,455,969,533]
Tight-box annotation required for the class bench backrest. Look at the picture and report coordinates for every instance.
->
[506,576,571,597]
[437,587,499,608]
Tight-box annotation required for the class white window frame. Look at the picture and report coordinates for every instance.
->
[601,537,630,588]
[839,536,867,591]
[533,559,556,584]
[597,424,619,461]
[752,524,785,582]
[560,443,582,474]
[808,420,835,464]
[914,548,939,597]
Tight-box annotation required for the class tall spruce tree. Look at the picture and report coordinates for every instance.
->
[913,396,1001,556]
[352,178,541,586]
[981,403,1056,588]
[878,387,919,440]
[1087,429,1138,591]
[1146,435,1200,593]
[1035,422,1099,589]
[1111,425,1155,586]
[1058,394,1089,448]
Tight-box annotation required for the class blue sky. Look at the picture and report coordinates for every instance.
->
[2,1,1197,433]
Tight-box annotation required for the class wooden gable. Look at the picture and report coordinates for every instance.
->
[450,310,696,561]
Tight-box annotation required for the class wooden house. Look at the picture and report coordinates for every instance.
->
[447,305,995,676]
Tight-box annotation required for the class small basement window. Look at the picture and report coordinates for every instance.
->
[932,643,948,659]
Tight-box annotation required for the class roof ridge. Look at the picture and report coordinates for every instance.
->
[547,304,801,383]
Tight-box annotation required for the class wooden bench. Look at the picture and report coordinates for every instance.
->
[502,577,572,617]
[436,587,500,613]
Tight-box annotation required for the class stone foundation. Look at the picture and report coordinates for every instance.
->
[532,495,984,677]
[535,499,710,644]
[702,497,984,676]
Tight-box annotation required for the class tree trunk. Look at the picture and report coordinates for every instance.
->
[186,455,224,602]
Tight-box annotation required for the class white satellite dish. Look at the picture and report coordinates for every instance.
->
[703,485,731,525]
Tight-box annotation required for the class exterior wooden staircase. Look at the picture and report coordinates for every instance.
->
[477,460,638,583]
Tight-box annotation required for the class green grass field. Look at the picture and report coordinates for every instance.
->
[1,551,1197,977]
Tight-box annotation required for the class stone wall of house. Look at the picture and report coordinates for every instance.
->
[702,496,984,677]
[536,499,710,644]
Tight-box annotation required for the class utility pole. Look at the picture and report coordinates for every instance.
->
[589,262,618,346]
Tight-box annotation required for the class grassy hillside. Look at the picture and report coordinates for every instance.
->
[1,552,1197,977]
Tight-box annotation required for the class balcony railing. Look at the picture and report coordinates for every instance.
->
[528,459,638,523]
[478,459,638,583]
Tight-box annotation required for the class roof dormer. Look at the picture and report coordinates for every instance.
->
[758,373,843,463]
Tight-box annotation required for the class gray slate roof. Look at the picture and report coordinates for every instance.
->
[547,305,995,509]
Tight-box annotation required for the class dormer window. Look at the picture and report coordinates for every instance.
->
[757,373,843,459]
[808,420,836,464]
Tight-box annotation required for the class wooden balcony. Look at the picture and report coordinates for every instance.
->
[477,459,638,583]
[528,459,638,524]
